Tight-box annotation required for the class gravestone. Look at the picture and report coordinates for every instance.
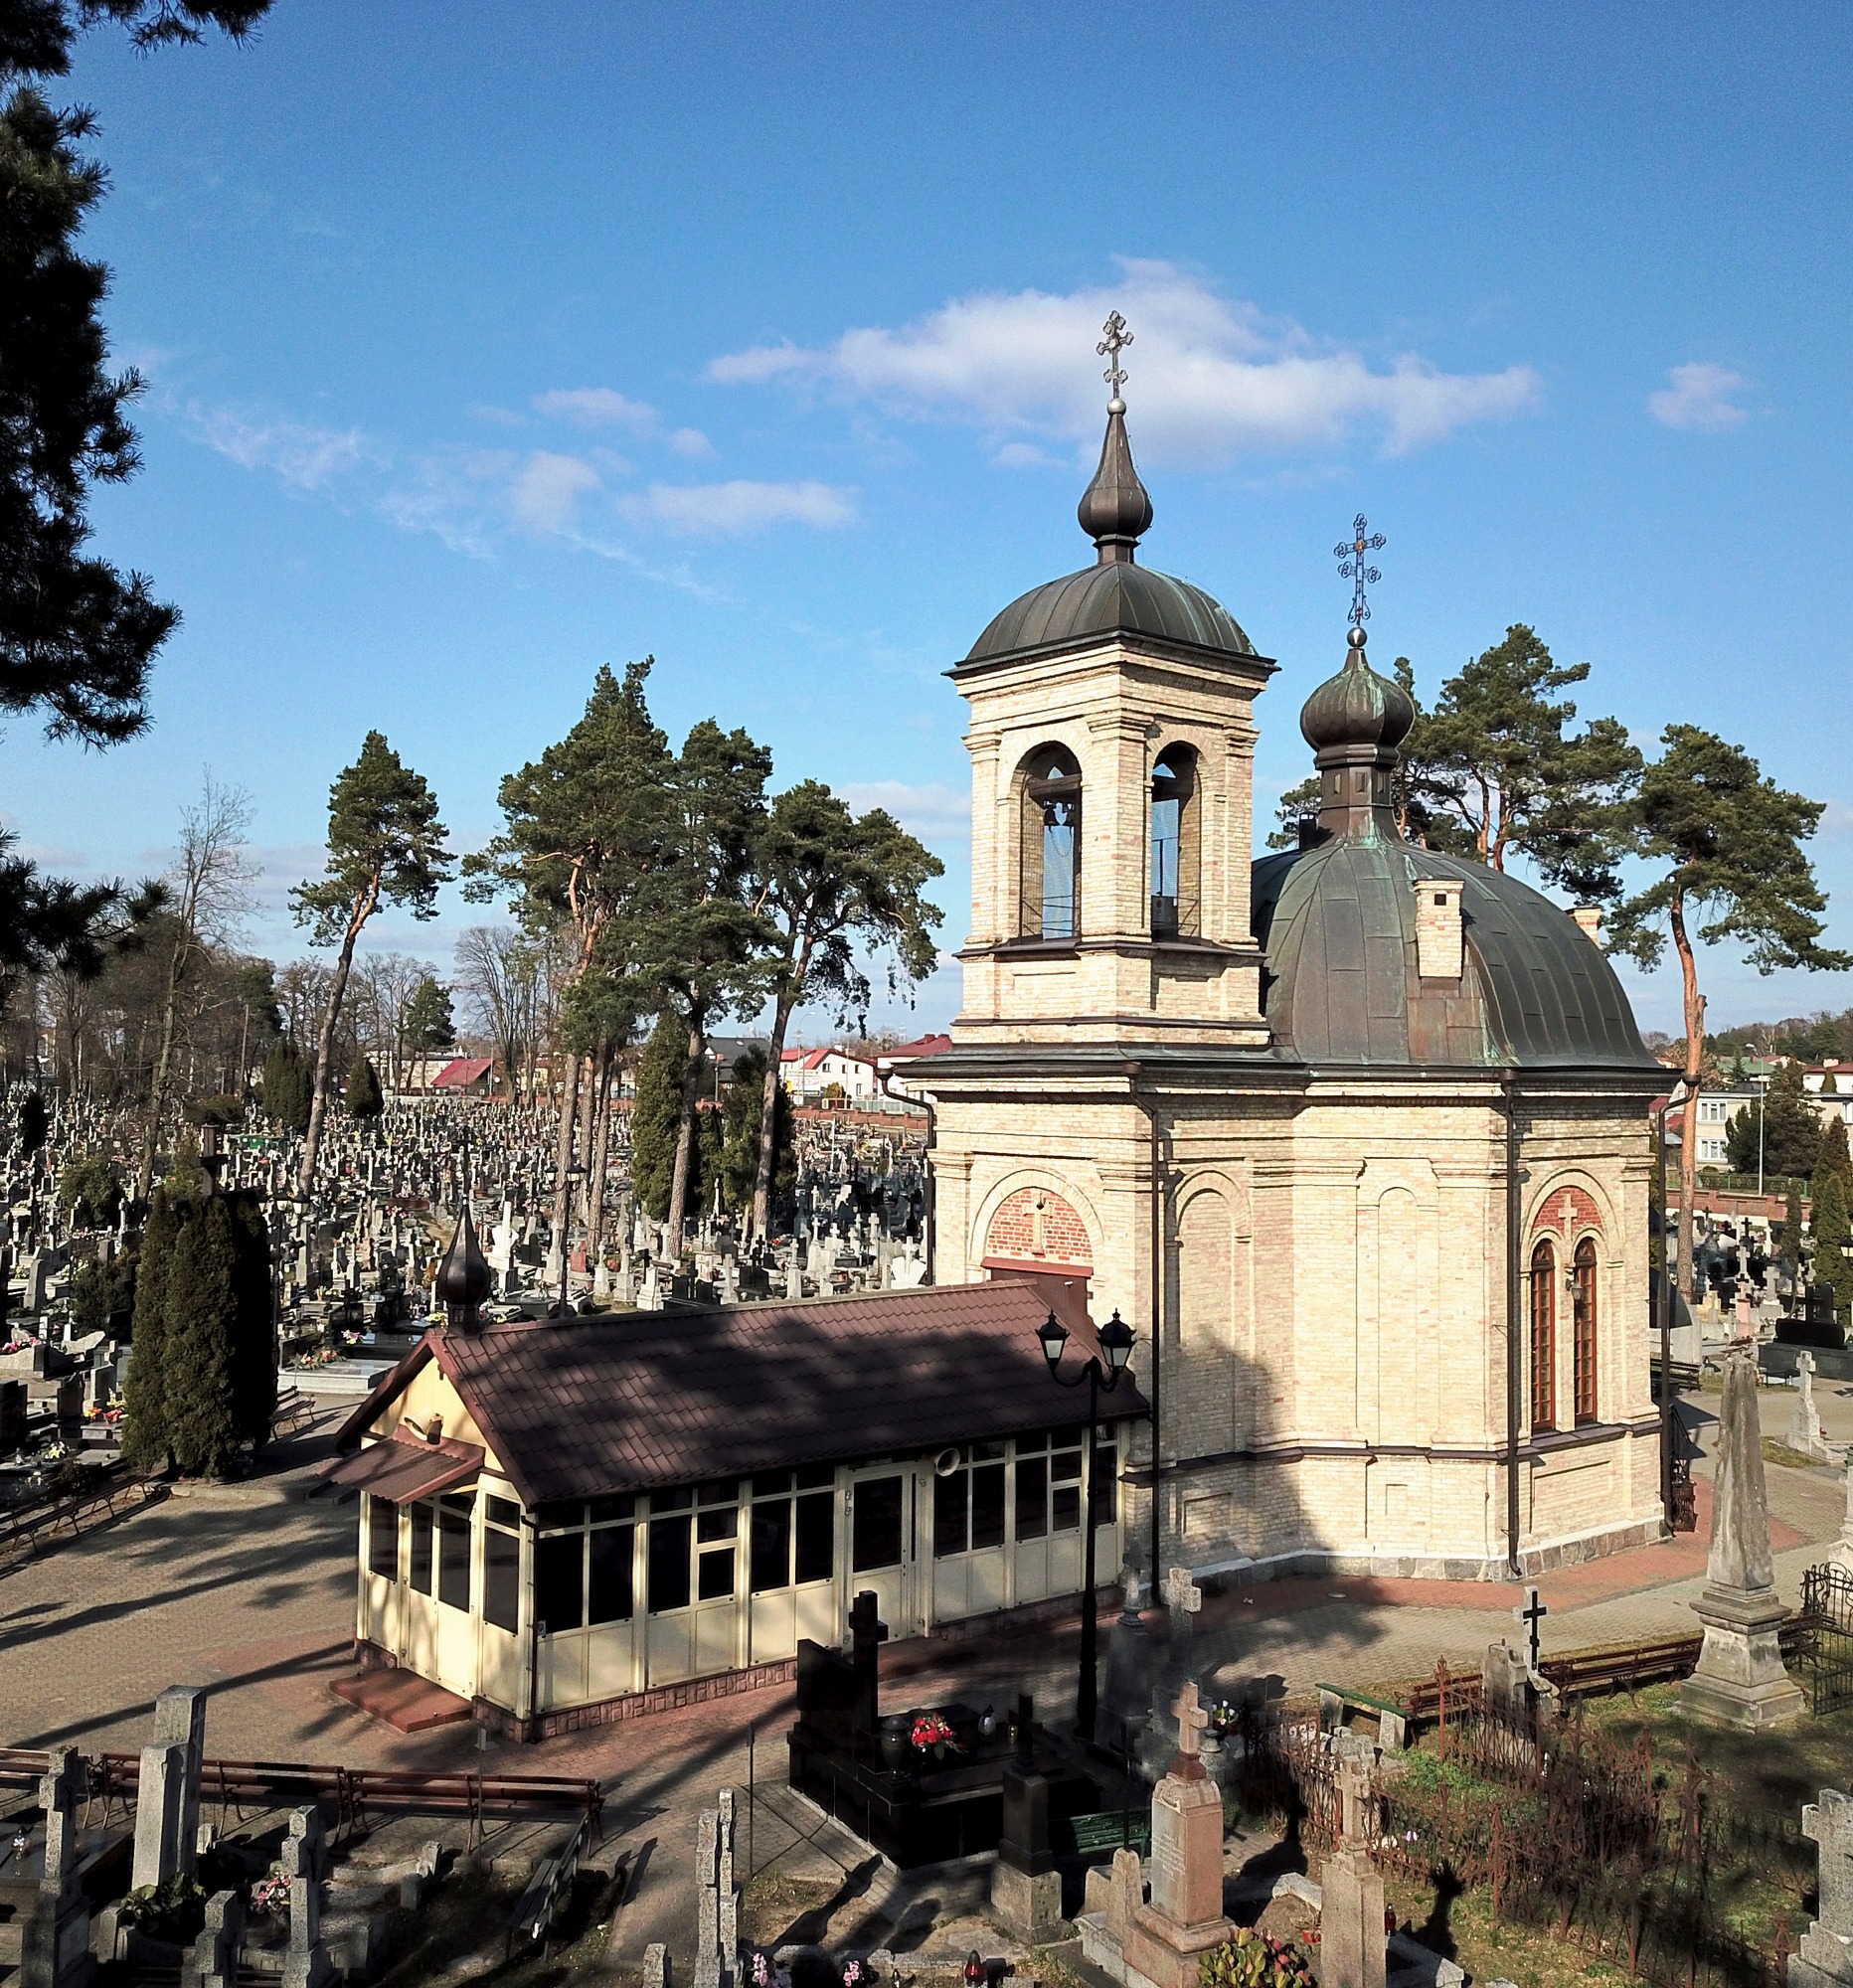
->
[279,1804,332,1988]
[1683,1351,1805,1728]
[1162,1566,1201,1668]
[22,1747,93,1988]
[1114,1682,1234,1988]
[692,1790,739,1988]
[131,1686,207,1890]
[183,1893,245,1988]
[1319,1751,1387,1988]
[1791,1352,1831,1461]
[1792,1787,1853,1988]
[989,1742,1059,1937]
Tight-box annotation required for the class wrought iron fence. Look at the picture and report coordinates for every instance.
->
[1793,1563,1853,1714]
[1228,1689,1799,1987]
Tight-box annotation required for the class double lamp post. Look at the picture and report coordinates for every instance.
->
[1037,1304,1135,1743]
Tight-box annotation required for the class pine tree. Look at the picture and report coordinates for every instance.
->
[1812,1117,1852,1206]
[720,1048,794,1220]
[163,1194,242,1478]
[1725,1062,1820,1180]
[1784,1182,1807,1278]
[631,1011,691,1226]
[261,1039,311,1132]
[345,1054,384,1120]
[120,1189,180,1472]
[227,1188,275,1444]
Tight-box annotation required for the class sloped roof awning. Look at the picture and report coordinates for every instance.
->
[316,1427,483,1504]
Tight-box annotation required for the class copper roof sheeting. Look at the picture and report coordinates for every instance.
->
[417,1278,1144,1508]
[318,1425,484,1503]
[962,562,1260,666]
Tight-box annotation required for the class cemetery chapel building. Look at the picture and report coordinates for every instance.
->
[924,367,1666,1584]
[329,355,1666,1735]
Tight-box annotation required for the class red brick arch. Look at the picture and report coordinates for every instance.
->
[1533,1183,1603,1242]
[984,1187,1093,1268]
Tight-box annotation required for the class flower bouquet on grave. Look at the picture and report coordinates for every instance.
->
[750,1949,790,1988]
[909,1711,960,1759]
[1198,1927,1314,1988]
[250,1875,291,1919]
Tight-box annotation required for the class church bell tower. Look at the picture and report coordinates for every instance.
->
[948,317,1276,1048]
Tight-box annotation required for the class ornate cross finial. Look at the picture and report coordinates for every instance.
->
[1097,311,1132,410]
[1173,1680,1209,1757]
[1335,513,1386,626]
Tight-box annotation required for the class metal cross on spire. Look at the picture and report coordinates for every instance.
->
[1335,513,1386,626]
[1096,312,1132,409]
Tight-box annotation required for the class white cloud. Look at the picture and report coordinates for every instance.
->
[836,780,970,843]
[1648,362,1749,432]
[620,479,857,537]
[669,426,714,458]
[185,403,372,491]
[532,387,660,429]
[709,259,1540,463]
[509,450,600,533]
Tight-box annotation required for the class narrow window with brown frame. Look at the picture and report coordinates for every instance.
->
[1530,1239,1557,1431]
[1573,1236,1599,1424]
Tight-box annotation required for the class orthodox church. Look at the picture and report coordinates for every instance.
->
[325,335,1670,1740]
[923,333,1667,1581]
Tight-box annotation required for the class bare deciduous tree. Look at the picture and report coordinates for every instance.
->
[135,773,255,1199]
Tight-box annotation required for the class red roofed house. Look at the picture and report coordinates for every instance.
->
[779,1046,878,1103]
[432,1057,496,1096]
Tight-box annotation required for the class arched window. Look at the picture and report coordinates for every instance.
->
[1150,746,1200,939]
[1019,745,1082,941]
[1529,1239,1556,1431]
[1573,1237,1599,1424]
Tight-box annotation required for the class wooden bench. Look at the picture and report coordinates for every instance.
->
[506,1814,590,1956]
[1070,1811,1150,1856]
[1316,1683,1410,1751]
[269,1388,314,1438]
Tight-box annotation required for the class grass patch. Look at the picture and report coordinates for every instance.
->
[1763,1435,1827,1469]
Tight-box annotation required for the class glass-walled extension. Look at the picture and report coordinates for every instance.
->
[354,1423,1124,1718]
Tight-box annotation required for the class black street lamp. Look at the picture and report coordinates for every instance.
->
[1038,1305,1135,1742]
[554,1162,588,1318]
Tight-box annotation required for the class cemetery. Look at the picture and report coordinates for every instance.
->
[1,94,1850,1988]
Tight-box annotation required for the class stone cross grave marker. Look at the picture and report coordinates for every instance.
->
[1513,1587,1547,1672]
[1794,1787,1853,1988]
[1171,1680,1208,1765]
[37,1748,83,1897]
[131,1685,206,1892]
[280,1805,331,1988]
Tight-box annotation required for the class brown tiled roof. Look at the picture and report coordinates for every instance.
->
[406,1278,1143,1508]
[317,1426,483,1502]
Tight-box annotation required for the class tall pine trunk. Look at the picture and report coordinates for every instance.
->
[588,1041,614,1264]
[665,1012,706,1252]
[297,907,368,1199]
[753,988,799,1242]
[1670,888,1705,1305]
[551,1050,582,1266]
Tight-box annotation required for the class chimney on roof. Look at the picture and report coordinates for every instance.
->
[1415,877,1464,981]
[1572,906,1603,946]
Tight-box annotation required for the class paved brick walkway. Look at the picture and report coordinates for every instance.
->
[4,1377,1848,1960]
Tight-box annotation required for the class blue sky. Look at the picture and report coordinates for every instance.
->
[12,0,1853,1040]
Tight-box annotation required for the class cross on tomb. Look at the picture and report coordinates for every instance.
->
[1162,1565,1202,1615]
[1514,1585,1548,1673]
[1803,1788,1853,1938]
[38,1745,84,1894]
[1172,1680,1209,1760]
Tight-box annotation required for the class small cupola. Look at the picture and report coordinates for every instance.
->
[1296,516,1414,842]
[1075,310,1153,566]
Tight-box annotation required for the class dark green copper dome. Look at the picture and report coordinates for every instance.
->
[964,401,1257,666]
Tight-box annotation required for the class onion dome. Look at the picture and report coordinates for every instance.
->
[964,405,1257,667]
[1076,405,1154,563]
[435,1202,493,1331]
[1299,625,1416,755]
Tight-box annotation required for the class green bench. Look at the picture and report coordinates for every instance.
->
[1316,1683,1410,1750]
[1070,1812,1150,1856]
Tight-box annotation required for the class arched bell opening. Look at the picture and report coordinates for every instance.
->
[1150,745,1200,939]
[1018,744,1083,941]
